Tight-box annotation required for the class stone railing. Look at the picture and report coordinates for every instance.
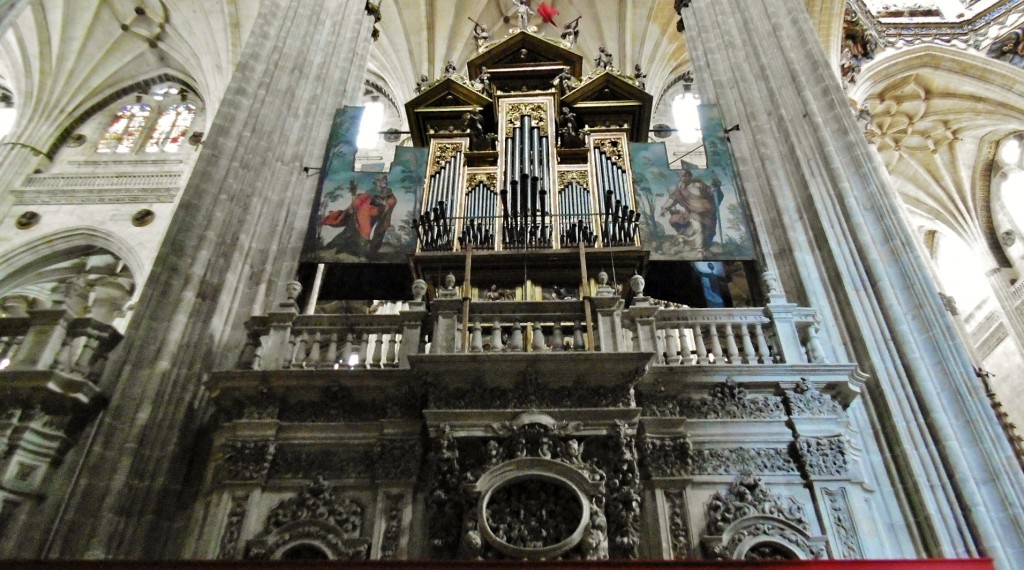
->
[0,310,122,384]
[236,304,427,371]
[20,172,183,189]
[430,298,590,354]
[12,171,183,205]
[620,301,828,366]
[1011,278,1024,306]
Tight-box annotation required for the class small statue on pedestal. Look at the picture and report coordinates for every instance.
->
[560,16,580,47]
[443,59,457,77]
[553,67,578,96]
[633,63,647,90]
[470,19,491,49]
[511,0,533,31]
[475,66,492,94]
[558,106,584,148]
[595,45,613,70]
[415,74,430,93]
[438,273,460,298]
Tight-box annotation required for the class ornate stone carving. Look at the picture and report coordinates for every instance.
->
[705,476,808,536]
[218,493,250,559]
[795,436,848,478]
[429,370,635,410]
[665,489,689,559]
[706,519,825,560]
[643,379,785,420]
[784,379,844,418]
[279,386,419,422]
[268,447,374,480]
[246,477,370,560]
[218,440,275,483]
[375,439,422,481]
[426,425,463,556]
[690,447,798,476]
[605,422,642,559]
[1001,229,1016,247]
[270,477,364,537]
[641,436,691,478]
[938,292,960,316]
[485,478,584,549]
[379,492,405,559]
[505,103,547,136]
[824,487,862,559]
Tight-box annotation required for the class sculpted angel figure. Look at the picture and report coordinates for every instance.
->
[512,0,533,30]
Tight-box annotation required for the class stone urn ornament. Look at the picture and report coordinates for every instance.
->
[629,273,645,298]
[284,280,303,301]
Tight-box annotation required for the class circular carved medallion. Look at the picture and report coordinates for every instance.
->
[481,474,588,558]
[15,211,40,229]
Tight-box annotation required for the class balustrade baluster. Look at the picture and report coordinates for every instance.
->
[739,324,757,364]
[286,333,301,369]
[532,322,546,351]
[510,322,524,352]
[326,333,338,367]
[693,325,709,364]
[552,325,564,351]
[573,322,585,351]
[805,324,827,363]
[753,324,770,364]
[386,333,400,367]
[678,326,692,365]
[724,324,740,363]
[709,324,723,363]
[238,333,258,369]
[471,321,483,352]
[358,333,369,367]
[666,327,682,365]
[341,332,354,366]
[252,344,264,370]
[371,334,384,367]
[491,321,503,352]
[308,332,322,367]
[72,335,99,376]
[50,336,73,374]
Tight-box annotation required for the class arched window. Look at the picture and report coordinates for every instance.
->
[96,99,152,153]
[144,102,197,153]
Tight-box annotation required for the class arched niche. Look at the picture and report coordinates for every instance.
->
[0,227,141,330]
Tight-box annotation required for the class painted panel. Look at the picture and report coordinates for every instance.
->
[302,107,426,264]
[629,105,755,261]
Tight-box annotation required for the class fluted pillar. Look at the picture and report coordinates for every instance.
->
[681,1,1024,567]
[43,0,374,558]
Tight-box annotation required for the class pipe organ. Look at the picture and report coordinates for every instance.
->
[406,31,653,256]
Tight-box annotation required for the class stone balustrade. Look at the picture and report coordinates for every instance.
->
[233,295,836,369]
[236,303,427,371]
[0,309,121,385]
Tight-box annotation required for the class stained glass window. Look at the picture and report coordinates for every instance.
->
[96,102,152,153]
[144,103,196,153]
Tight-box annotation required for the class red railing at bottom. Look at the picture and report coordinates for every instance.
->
[0,559,995,570]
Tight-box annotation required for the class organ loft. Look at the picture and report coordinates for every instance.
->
[2,2,1021,568]
[196,30,868,562]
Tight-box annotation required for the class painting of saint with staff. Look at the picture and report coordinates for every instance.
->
[322,174,398,259]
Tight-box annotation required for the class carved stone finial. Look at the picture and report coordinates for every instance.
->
[412,279,427,302]
[629,274,645,298]
[596,271,615,297]
[437,273,460,299]
[284,281,303,302]
[938,292,959,316]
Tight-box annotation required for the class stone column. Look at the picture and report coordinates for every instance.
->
[43,0,374,558]
[681,1,1024,567]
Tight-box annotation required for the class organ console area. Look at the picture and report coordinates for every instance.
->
[406,31,652,273]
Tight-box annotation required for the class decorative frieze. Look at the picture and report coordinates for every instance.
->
[217,440,276,483]
[824,487,863,559]
[374,439,423,481]
[691,447,798,476]
[267,447,374,480]
[641,437,691,478]
[642,379,785,419]
[794,436,848,478]
[278,387,419,422]
[428,370,635,410]
[784,379,844,418]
